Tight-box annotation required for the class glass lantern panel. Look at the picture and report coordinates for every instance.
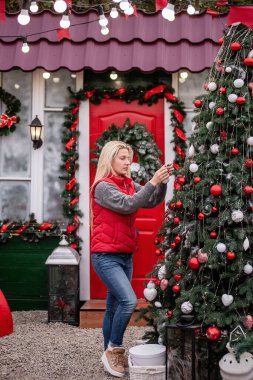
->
[0,181,30,219]
[178,70,208,109]
[45,69,76,108]
[48,293,79,324]
[48,266,79,294]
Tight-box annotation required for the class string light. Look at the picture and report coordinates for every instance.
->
[30,1,39,13]
[101,26,109,35]
[53,0,67,14]
[43,72,51,79]
[98,5,108,27]
[110,7,119,18]
[60,14,70,29]
[162,2,175,21]
[112,0,121,2]
[17,9,30,26]
[125,4,134,15]
[187,1,196,15]
[21,38,30,53]
[120,0,130,11]
[110,71,118,80]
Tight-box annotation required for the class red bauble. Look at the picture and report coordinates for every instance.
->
[194,99,203,108]
[170,242,176,249]
[230,42,241,51]
[169,202,176,210]
[174,273,183,282]
[244,185,253,195]
[188,257,200,270]
[174,235,182,244]
[174,217,180,225]
[231,147,239,156]
[172,284,181,293]
[218,37,223,45]
[236,96,246,105]
[210,231,217,239]
[154,238,160,245]
[219,87,226,94]
[216,107,225,115]
[176,260,182,266]
[217,59,222,65]
[212,206,218,213]
[198,212,205,221]
[244,57,253,66]
[155,249,162,256]
[210,185,222,196]
[194,177,201,184]
[220,131,227,140]
[175,200,183,209]
[245,159,253,168]
[167,310,173,318]
[177,176,186,186]
[227,251,236,260]
[206,326,221,341]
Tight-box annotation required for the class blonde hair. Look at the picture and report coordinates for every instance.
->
[93,141,133,184]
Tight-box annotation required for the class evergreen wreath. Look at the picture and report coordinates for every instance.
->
[92,119,162,183]
[0,87,21,137]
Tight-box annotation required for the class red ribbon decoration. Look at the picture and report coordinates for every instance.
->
[113,88,127,96]
[69,243,78,249]
[69,197,79,207]
[227,6,253,30]
[216,0,228,6]
[103,93,111,99]
[74,215,80,225]
[65,136,77,151]
[173,163,181,170]
[66,223,77,234]
[65,161,71,170]
[0,223,11,233]
[155,0,167,12]
[175,145,186,159]
[174,182,182,190]
[164,92,177,102]
[173,109,184,124]
[66,177,76,190]
[144,85,167,101]
[207,10,220,16]
[71,106,79,115]
[132,4,138,16]
[39,222,53,231]
[0,0,5,22]
[56,28,71,41]
[69,118,78,131]
[175,127,187,141]
[86,90,95,99]
[15,224,28,234]
[0,114,17,128]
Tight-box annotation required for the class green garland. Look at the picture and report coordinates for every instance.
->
[62,83,187,251]
[0,87,21,137]
[92,119,162,183]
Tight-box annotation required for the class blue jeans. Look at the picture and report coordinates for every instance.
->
[91,253,138,350]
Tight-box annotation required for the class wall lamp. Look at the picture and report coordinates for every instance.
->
[29,115,43,150]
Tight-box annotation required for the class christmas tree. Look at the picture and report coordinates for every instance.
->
[140,22,253,362]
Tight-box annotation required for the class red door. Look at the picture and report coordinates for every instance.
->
[90,99,165,298]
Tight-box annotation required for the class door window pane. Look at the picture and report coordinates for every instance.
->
[178,70,208,109]
[0,181,30,220]
[45,70,76,108]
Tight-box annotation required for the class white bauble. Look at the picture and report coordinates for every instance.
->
[144,281,157,301]
[216,243,226,253]
[225,67,232,73]
[228,93,238,103]
[231,210,244,223]
[158,265,166,280]
[244,263,253,274]
[209,101,216,109]
[199,145,205,154]
[243,237,250,251]
[189,163,199,173]
[188,144,195,157]
[247,137,253,146]
[147,280,155,289]
[210,144,219,154]
[130,162,140,172]
[155,301,162,308]
[181,301,193,314]
[206,121,213,130]
[233,78,244,88]
[248,49,253,58]
[208,82,217,91]
[221,294,234,307]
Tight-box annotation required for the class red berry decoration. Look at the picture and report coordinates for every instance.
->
[216,107,225,115]
[154,238,160,245]
[245,159,253,168]
[172,284,181,293]
[206,326,221,341]
[174,217,180,225]
[210,185,222,196]
[175,200,183,209]
[227,251,236,260]
[198,212,205,221]
[194,177,201,184]
[244,185,253,195]
[219,87,226,94]
[167,310,173,318]
[194,99,203,108]
[170,242,176,249]
[188,257,200,270]
[220,131,227,140]
[174,274,183,282]
[155,249,162,256]
[210,231,218,239]
[244,57,253,66]
[231,147,239,156]
[212,206,218,213]
[218,37,223,45]
[236,96,246,105]
[174,235,182,244]
[230,42,241,51]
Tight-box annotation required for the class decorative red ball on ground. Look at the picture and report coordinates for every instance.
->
[194,177,201,184]
[231,147,239,155]
[198,212,205,220]
[188,257,200,270]
[244,185,253,195]
[206,326,221,341]
[210,185,222,196]
[244,57,253,66]
[230,42,241,51]
[174,274,183,282]
[210,231,217,238]
[227,251,236,260]
[172,284,181,293]
[194,99,203,108]
[236,96,246,105]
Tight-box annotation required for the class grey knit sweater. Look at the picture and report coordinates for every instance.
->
[94,181,167,215]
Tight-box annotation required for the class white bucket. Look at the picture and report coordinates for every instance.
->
[129,344,166,367]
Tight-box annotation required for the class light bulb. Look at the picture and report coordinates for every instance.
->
[110,71,118,80]
[120,0,130,11]
[60,15,70,29]
[110,7,119,18]
[71,74,76,78]
[14,83,20,89]
[54,0,67,13]
[113,0,121,2]
[162,4,175,21]
[53,77,60,83]
[22,42,30,53]
[30,1,39,13]
[187,4,195,15]
[99,15,108,27]
[17,9,30,26]
[125,5,134,15]
[101,26,109,35]
[180,71,188,79]
[43,72,51,79]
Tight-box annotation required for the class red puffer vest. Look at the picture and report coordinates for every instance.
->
[91,175,138,253]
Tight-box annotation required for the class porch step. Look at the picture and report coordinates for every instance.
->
[80,299,150,328]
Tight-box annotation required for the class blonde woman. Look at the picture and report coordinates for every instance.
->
[90,141,173,378]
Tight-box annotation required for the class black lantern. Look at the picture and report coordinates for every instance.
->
[29,115,43,150]
[45,236,81,326]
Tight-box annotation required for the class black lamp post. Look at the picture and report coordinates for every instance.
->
[29,115,43,150]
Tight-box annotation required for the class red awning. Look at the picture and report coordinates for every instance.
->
[0,10,228,72]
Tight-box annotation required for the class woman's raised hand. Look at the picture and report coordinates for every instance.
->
[149,163,174,186]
